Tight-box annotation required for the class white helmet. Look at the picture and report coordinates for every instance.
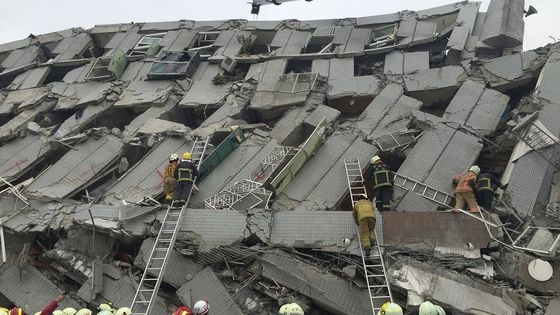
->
[115,308,131,315]
[279,303,304,315]
[419,301,445,315]
[63,308,77,315]
[97,311,113,315]
[53,311,65,315]
[377,302,403,315]
[76,310,93,315]
[170,153,179,162]
[193,300,209,315]
[469,165,480,175]
[371,155,381,164]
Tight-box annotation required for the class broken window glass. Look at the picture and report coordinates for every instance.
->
[86,48,127,81]
[272,73,319,93]
[368,24,397,49]
[147,50,200,80]
[129,33,165,57]
[373,129,423,151]
[306,26,340,53]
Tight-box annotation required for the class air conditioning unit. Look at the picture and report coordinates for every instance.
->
[220,56,237,73]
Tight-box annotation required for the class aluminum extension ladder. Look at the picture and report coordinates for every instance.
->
[344,159,393,314]
[130,137,209,315]
[392,172,455,207]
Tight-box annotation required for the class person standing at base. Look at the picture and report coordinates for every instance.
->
[173,152,198,206]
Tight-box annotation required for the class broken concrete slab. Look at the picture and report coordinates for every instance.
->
[356,83,423,136]
[479,0,524,48]
[0,263,81,312]
[0,86,49,116]
[114,80,173,108]
[25,134,123,199]
[50,81,113,110]
[481,50,545,91]
[0,134,51,181]
[136,118,188,135]
[384,51,429,75]
[53,101,113,138]
[0,100,54,144]
[389,259,519,314]
[8,67,50,90]
[443,80,509,134]
[269,211,360,254]
[382,212,494,250]
[447,2,481,64]
[402,65,467,107]
[259,251,371,314]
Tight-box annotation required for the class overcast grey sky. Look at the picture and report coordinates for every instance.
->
[0,0,556,50]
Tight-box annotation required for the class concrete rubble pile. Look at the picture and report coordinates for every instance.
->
[0,1,560,314]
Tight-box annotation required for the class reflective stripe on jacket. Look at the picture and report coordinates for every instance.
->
[477,177,493,191]
[371,163,392,189]
[174,160,198,182]
[454,171,477,193]
[353,199,376,224]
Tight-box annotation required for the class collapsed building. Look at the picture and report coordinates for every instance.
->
[0,0,559,314]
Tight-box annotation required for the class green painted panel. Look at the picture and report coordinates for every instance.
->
[198,127,246,181]
[270,117,327,194]
[108,48,127,79]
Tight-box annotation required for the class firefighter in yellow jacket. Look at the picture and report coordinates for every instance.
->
[164,153,179,203]
[353,194,377,255]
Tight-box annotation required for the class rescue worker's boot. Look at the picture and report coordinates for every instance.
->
[363,246,371,256]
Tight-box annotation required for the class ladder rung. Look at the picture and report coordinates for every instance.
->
[372,295,391,299]
[139,289,154,292]
[147,267,163,270]
[366,264,383,268]
[161,230,175,233]
[154,248,169,251]
[369,284,389,288]
[151,257,165,260]
[158,239,172,242]
[367,274,386,277]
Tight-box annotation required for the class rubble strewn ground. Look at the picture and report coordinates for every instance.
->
[1,0,560,314]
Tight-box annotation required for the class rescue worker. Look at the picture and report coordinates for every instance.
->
[173,152,198,206]
[353,194,376,256]
[475,171,505,211]
[366,156,393,211]
[164,153,180,204]
[192,301,209,315]
[1,307,9,315]
[377,302,403,315]
[278,303,304,315]
[452,165,480,213]
[114,308,131,315]
[419,301,446,315]
[173,306,192,315]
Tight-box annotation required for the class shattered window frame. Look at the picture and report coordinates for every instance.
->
[367,23,398,49]
[147,50,200,80]
[373,129,423,151]
[272,72,319,93]
[129,32,166,57]
[306,26,340,54]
